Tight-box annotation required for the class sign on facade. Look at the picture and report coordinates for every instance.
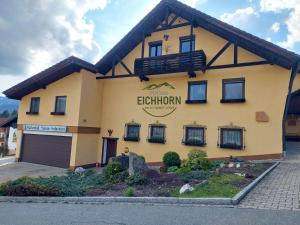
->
[24,124,67,133]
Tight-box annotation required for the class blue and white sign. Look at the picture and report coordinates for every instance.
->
[24,124,67,133]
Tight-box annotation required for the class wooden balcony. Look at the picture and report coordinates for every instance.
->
[134,50,206,79]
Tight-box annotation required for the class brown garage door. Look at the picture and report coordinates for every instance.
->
[21,134,72,168]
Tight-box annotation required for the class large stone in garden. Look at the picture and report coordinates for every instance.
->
[179,184,194,194]
[128,152,148,175]
[109,155,129,169]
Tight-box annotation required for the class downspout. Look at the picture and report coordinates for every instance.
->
[282,58,300,155]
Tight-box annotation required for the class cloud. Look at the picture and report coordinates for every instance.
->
[271,22,280,32]
[0,0,108,79]
[258,0,300,49]
[260,0,298,12]
[278,5,300,49]
[220,7,258,26]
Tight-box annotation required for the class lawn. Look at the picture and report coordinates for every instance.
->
[175,174,246,198]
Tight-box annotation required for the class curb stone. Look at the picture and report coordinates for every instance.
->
[0,162,280,206]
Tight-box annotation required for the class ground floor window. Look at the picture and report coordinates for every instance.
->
[220,128,244,149]
[124,123,140,142]
[148,124,166,144]
[183,126,205,146]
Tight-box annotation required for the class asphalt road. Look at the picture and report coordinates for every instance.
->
[0,202,300,225]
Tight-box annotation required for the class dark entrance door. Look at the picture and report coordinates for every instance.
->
[101,138,118,165]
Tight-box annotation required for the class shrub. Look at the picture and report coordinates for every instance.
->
[124,187,135,197]
[211,160,227,168]
[188,149,207,160]
[175,167,192,175]
[109,171,129,184]
[179,170,212,183]
[186,158,212,171]
[163,152,181,168]
[126,173,149,186]
[104,161,124,179]
[167,166,178,173]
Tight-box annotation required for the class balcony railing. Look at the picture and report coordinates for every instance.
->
[134,50,206,77]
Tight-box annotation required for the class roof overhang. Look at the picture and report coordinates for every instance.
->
[3,56,97,100]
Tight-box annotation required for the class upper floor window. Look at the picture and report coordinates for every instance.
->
[183,126,205,146]
[27,97,40,115]
[148,123,166,144]
[124,123,140,142]
[149,41,162,57]
[186,81,207,104]
[221,78,245,103]
[220,128,244,150]
[51,96,66,115]
[180,36,195,53]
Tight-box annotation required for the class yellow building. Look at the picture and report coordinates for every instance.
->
[4,0,300,168]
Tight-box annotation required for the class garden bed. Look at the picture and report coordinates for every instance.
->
[0,161,273,198]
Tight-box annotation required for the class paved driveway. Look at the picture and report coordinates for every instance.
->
[239,142,300,210]
[0,162,67,183]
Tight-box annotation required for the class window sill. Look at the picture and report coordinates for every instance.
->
[148,138,165,144]
[220,144,243,150]
[50,112,65,116]
[124,137,140,142]
[26,112,39,115]
[185,100,207,104]
[183,141,205,147]
[220,99,246,103]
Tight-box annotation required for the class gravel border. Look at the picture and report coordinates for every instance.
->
[0,162,280,206]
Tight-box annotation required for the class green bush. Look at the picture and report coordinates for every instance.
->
[167,166,178,173]
[188,149,207,160]
[211,160,226,168]
[163,152,181,168]
[104,161,124,180]
[179,170,212,183]
[186,158,212,171]
[175,167,192,175]
[124,187,135,197]
[108,171,129,184]
[126,173,149,186]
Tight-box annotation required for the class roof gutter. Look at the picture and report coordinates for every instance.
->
[282,58,300,153]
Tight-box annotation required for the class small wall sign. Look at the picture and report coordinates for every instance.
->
[24,124,67,133]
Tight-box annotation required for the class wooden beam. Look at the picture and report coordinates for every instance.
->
[117,57,133,75]
[96,74,137,80]
[206,42,232,67]
[168,15,178,26]
[112,57,116,76]
[207,60,270,70]
[141,34,145,58]
[154,22,190,32]
[234,43,238,65]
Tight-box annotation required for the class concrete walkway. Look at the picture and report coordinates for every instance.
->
[239,142,300,210]
[0,162,67,183]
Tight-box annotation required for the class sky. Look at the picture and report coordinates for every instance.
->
[0,0,300,95]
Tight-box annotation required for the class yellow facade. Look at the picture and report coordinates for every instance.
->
[14,16,297,168]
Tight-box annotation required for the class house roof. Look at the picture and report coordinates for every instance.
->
[3,56,97,100]
[0,116,17,128]
[95,0,300,74]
